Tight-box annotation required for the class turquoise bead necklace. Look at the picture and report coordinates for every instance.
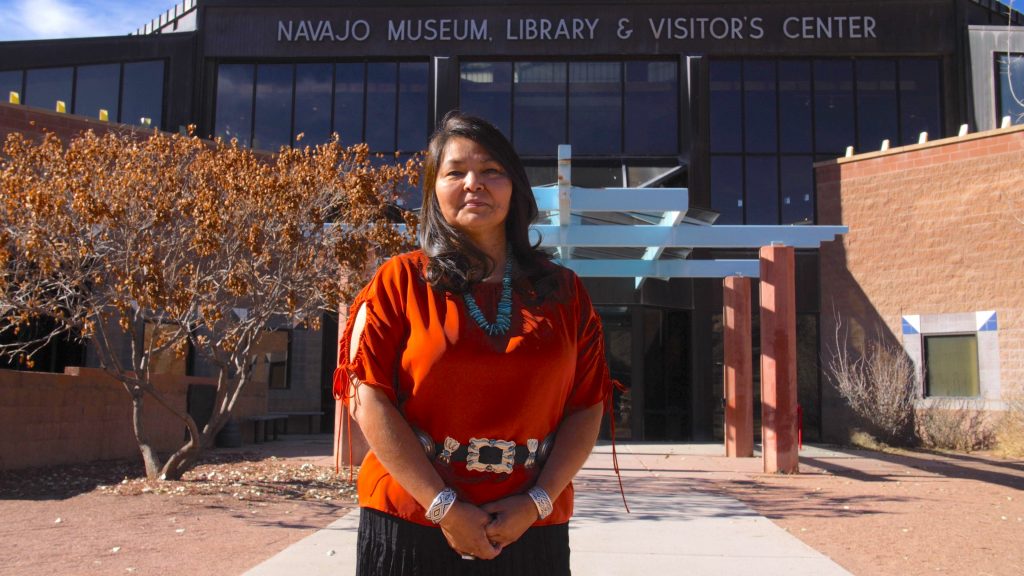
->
[462,246,514,336]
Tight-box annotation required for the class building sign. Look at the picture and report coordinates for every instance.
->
[203,2,954,57]
[275,15,879,44]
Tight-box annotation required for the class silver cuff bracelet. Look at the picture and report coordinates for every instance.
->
[527,486,554,520]
[425,487,457,524]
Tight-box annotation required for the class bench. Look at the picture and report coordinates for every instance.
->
[267,411,323,435]
[249,414,288,443]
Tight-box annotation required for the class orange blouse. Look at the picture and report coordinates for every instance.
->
[335,250,612,527]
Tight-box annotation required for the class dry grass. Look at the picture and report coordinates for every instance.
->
[916,397,997,452]
[995,388,1024,458]
[847,429,893,452]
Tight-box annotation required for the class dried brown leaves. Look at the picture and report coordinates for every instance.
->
[0,452,357,503]
[0,128,419,363]
[0,127,419,477]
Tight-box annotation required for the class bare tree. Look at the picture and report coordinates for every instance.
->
[825,314,918,445]
[0,128,418,479]
[1003,1,1024,122]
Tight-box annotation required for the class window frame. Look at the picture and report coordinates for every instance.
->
[922,332,981,398]
[212,59,430,155]
[901,311,1002,408]
[706,56,943,226]
[458,57,682,161]
[994,52,1024,127]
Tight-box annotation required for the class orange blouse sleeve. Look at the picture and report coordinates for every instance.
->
[564,273,614,413]
[333,258,409,406]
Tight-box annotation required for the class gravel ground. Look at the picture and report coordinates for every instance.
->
[1,436,1022,576]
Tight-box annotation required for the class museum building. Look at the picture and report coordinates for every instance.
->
[1,0,1022,446]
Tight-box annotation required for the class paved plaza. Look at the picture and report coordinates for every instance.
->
[246,443,853,576]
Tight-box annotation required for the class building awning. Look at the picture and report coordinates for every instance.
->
[530,146,846,281]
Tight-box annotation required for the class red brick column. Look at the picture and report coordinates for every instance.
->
[724,276,754,458]
[759,245,799,474]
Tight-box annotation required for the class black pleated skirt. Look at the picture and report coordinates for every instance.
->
[356,507,571,576]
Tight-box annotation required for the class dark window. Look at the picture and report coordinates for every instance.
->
[333,63,365,145]
[212,60,425,153]
[514,62,567,156]
[709,57,941,225]
[524,164,557,188]
[0,70,23,104]
[569,62,621,155]
[813,60,854,155]
[74,63,120,121]
[780,156,814,224]
[899,59,942,145]
[710,156,743,224]
[25,67,73,111]
[997,53,1024,125]
[293,63,333,146]
[268,361,288,389]
[253,64,294,152]
[121,60,164,128]
[778,61,812,153]
[856,60,898,152]
[925,334,980,397]
[745,155,778,224]
[397,62,429,152]
[460,62,512,137]
[627,164,682,187]
[214,64,255,147]
[0,318,85,373]
[460,59,680,158]
[624,61,678,155]
[393,152,422,207]
[572,163,623,188]
[744,61,777,153]
[257,331,290,390]
[366,63,398,152]
[709,61,742,153]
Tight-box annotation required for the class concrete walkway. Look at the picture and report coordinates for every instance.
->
[245,443,854,576]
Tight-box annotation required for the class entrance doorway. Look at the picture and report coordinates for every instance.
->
[597,306,692,441]
[642,308,691,440]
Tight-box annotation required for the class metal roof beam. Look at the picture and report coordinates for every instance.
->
[532,225,847,249]
[533,186,689,213]
[562,259,761,278]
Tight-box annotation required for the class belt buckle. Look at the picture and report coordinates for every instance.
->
[465,437,516,474]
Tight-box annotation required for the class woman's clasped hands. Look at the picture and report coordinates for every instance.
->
[439,494,541,560]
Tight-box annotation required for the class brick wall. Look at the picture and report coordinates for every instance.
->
[816,125,1024,442]
[0,101,156,143]
[0,367,268,470]
[267,326,324,423]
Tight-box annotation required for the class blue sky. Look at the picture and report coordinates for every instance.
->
[0,0,1019,42]
[0,0,178,41]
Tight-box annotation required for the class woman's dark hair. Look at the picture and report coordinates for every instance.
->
[421,111,549,293]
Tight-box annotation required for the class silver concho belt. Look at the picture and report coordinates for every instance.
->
[413,429,554,475]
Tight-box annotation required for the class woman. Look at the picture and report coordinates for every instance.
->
[336,111,612,575]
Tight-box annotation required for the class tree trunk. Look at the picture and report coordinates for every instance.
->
[160,411,205,480]
[130,391,163,479]
[161,440,200,480]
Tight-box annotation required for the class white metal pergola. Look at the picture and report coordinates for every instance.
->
[530,145,845,282]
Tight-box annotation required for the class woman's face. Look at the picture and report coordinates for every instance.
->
[434,136,513,244]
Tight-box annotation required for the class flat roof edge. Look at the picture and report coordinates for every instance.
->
[814,123,1024,168]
